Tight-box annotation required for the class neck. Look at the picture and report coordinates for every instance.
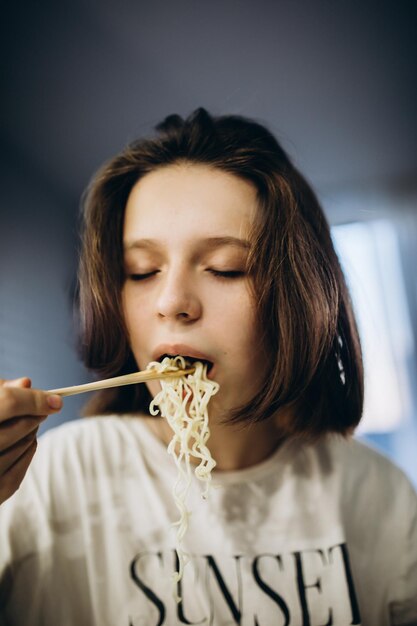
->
[144,412,285,472]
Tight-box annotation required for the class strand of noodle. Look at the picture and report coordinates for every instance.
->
[148,356,219,601]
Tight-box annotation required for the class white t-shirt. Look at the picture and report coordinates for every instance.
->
[0,415,416,626]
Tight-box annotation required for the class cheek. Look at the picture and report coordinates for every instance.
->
[121,289,149,369]
[122,287,148,332]
[121,287,132,325]
[231,300,267,377]
[225,292,261,347]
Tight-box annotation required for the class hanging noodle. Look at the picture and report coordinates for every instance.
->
[147,356,220,601]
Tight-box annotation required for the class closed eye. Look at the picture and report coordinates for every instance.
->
[128,271,159,281]
[127,269,245,281]
[208,269,245,279]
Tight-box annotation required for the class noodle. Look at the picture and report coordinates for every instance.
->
[147,355,219,601]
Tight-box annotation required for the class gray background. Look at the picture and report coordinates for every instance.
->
[1,1,416,478]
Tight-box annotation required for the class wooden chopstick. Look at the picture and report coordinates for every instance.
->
[47,367,196,397]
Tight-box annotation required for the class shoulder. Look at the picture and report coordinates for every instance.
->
[38,414,128,456]
[32,415,151,486]
[287,433,417,529]
[314,434,416,496]
[39,414,136,450]
[0,414,159,516]
[290,433,411,484]
[39,413,150,448]
[323,434,415,491]
[314,435,417,531]
[325,437,417,614]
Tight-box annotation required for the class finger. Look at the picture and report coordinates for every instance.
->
[0,387,63,422]
[0,416,44,451]
[0,428,38,475]
[0,439,37,506]
[1,377,32,388]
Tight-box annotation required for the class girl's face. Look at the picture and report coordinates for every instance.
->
[121,163,269,420]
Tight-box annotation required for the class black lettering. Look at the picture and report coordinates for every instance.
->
[205,554,242,624]
[174,550,206,624]
[294,550,332,626]
[252,554,290,626]
[328,543,361,625]
[130,552,165,626]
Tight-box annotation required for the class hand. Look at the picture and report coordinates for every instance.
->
[0,377,63,506]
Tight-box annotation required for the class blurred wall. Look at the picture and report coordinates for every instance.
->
[0,144,92,427]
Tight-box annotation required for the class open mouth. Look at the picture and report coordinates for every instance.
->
[158,353,214,375]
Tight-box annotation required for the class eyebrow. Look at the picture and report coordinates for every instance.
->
[123,236,251,252]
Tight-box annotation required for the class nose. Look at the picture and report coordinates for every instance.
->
[156,267,202,323]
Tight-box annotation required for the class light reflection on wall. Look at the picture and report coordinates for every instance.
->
[332,220,414,433]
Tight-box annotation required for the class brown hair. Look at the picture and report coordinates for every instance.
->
[76,108,363,438]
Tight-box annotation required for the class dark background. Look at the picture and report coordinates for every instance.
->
[1,1,416,477]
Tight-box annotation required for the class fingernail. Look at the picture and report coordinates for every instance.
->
[47,395,62,410]
[4,378,26,387]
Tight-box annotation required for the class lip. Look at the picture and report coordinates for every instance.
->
[152,343,216,377]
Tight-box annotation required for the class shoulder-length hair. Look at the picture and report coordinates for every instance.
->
[76,107,363,439]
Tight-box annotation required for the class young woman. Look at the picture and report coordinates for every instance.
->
[0,109,416,625]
